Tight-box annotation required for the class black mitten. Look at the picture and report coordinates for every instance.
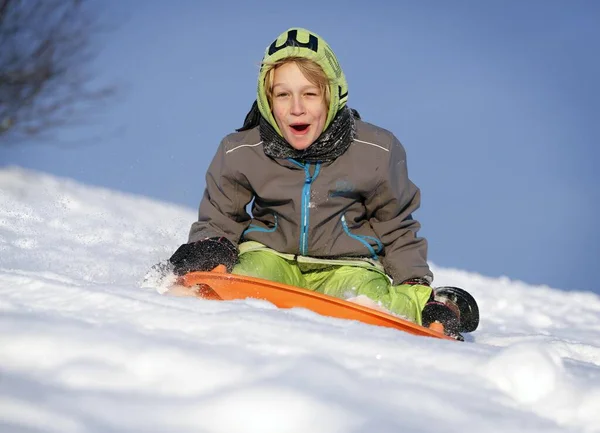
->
[169,237,238,276]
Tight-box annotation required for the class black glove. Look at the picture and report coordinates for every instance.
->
[169,237,238,276]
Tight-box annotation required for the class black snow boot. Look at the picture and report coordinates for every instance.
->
[422,286,480,341]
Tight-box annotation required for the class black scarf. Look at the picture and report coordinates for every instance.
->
[237,101,361,163]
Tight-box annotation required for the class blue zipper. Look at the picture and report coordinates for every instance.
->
[289,159,321,255]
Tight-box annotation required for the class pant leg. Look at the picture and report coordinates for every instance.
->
[232,250,305,288]
[305,265,432,324]
[388,283,432,325]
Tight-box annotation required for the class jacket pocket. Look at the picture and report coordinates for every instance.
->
[340,214,383,259]
[243,213,278,236]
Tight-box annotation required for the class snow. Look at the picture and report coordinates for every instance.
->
[1,166,599,433]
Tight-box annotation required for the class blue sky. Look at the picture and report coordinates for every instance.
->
[1,0,598,293]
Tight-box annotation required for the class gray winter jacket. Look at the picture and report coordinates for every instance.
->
[188,119,433,284]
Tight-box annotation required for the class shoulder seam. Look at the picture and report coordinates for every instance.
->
[225,141,263,154]
[353,139,389,152]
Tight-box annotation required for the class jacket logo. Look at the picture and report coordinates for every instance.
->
[330,180,356,198]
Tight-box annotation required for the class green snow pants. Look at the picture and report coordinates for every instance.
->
[231,242,432,325]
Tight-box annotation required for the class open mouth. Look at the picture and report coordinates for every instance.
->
[290,124,310,133]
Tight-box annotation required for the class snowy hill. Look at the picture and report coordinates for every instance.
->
[1,166,599,433]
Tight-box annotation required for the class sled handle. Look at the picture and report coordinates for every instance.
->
[428,321,445,334]
[210,264,228,273]
[169,265,227,300]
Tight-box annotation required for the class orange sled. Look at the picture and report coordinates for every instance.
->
[179,266,455,341]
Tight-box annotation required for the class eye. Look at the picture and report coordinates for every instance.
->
[304,92,319,97]
[275,92,289,98]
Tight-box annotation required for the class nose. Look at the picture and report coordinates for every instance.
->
[290,95,305,115]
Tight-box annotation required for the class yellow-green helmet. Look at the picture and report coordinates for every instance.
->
[257,28,349,136]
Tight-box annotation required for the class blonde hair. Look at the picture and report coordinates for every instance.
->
[263,56,331,109]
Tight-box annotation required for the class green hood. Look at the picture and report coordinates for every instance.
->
[257,28,349,136]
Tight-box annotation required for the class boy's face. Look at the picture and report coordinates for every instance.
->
[270,62,327,150]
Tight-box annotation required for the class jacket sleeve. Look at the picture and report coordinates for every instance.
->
[188,138,254,245]
[365,135,433,285]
